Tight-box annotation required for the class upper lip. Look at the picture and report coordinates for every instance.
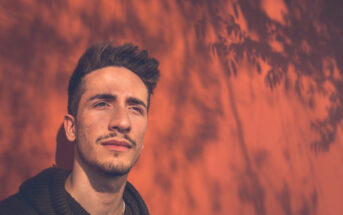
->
[101,139,132,148]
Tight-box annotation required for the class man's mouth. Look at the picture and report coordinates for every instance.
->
[101,140,132,152]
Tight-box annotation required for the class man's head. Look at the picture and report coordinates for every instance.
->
[68,42,160,117]
[64,42,160,176]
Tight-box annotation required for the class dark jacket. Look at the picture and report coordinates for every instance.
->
[0,168,149,215]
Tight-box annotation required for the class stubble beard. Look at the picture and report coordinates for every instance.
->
[76,141,141,177]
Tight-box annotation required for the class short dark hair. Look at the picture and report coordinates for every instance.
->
[67,42,160,116]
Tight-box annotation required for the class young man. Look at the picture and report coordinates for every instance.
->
[0,42,160,215]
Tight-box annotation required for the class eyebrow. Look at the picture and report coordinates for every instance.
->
[127,97,147,109]
[88,93,116,102]
[87,93,147,109]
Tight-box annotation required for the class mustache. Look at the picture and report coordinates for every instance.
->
[95,133,136,146]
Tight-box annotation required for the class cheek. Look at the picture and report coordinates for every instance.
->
[76,114,105,143]
[75,120,101,158]
[133,119,148,141]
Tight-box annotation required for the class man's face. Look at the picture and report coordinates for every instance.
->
[67,66,148,176]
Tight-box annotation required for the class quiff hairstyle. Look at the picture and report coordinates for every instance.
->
[67,42,160,116]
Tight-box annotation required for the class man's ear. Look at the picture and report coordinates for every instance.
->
[64,114,76,142]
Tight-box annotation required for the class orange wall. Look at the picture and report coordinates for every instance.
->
[1,0,343,214]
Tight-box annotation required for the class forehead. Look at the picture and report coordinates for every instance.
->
[80,66,148,102]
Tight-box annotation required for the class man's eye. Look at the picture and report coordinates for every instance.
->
[130,106,143,114]
[94,102,108,108]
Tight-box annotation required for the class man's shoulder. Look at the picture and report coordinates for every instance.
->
[0,167,69,215]
[0,192,37,215]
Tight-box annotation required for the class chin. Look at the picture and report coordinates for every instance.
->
[77,145,142,176]
[95,161,133,177]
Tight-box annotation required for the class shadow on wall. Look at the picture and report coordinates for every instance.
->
[208,0,343,152]
[55,124,74,169]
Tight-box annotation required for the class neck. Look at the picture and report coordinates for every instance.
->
[65,157,127,215]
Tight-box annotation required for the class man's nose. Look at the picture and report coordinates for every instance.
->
[108,106,131,133]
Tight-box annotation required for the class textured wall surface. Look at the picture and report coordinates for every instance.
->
[0,0,343,214]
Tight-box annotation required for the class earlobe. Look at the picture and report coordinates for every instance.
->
[64,114,76,142]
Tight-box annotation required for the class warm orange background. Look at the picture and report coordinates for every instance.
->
[1,0,343,214]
